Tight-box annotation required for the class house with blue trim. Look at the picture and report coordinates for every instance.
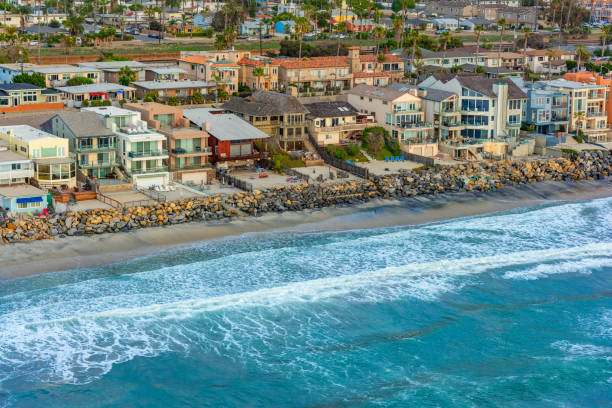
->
[0,184,47,214]
[514,78,569,136]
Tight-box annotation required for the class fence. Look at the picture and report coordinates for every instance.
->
[96,192,123,209]
[400,150,435,166]
[283,167,309,183]
[219,173,254,192]
[137,188,167,203]
[307,133,370,179]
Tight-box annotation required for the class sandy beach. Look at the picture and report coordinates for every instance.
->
[1,179,611,279]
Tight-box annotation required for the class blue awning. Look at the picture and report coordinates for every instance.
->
[16,196,43,204]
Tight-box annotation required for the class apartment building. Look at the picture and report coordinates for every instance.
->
[0,125,76,188]
[0,83,62,113]
[43,111,120,180]
[420,74,527,139]
[304,101,373,146]
[238,57,280,91]
[83,107,170,188]
[564,71,612,125]
[347,84,435,149]
[0,148,34,186]
[517,81,570,136]
[223,91,308,150]
[77,61,149,83]
[523,49,575,75]
[478,5,537,28]
[57,83,136,107]
[273,47,404,91]
[577,0,612,23]
[388,83,462,143]
[124,102,213,184]
[130,81,215,101]
[540,79,611,142]
[183,108,270,167]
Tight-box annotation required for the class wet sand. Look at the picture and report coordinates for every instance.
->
[1,179,611,279]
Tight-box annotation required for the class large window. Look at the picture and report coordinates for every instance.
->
[22,91,37,102]
[461,99,489,112]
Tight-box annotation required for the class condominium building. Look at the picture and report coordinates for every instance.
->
[83,107,170,188]
[523,49,575,75]
[347,84,435,149]
[577,0,612,23]
[564,71,612,125]
[420,74,527,139]
[222,91,308,150]
[176,55,240,93]
[124,102,213,184]
[0,125,76,188]
[43,111,120,180]
[511,78,570,136]
[539,79,611,142]
[0,63,101,87]
[130,81,215,102]
[404,48,488,73]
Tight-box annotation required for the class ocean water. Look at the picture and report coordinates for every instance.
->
[0,197,611,407]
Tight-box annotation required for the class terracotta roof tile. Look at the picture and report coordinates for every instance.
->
[273,56,349,69]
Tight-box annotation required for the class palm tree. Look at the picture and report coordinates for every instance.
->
[372,26,385,55]
[521,27,531,76]
[17,6,30,32]
[407,29,419,75]
[545,48,556,79]
[601,25,611,75]
[63,14,85,36]
[497,18,506,75]
[439,31,451,72]
[474,25,483,69]
[392,15,403,48]
[181,13,193,38]
[223,25,237,49]
[572,110,585,140]
[294,16,311,92]
[61,35,76,64]
[574,44,590,71]
[253,66,265,90]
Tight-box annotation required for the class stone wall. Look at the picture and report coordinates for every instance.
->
[1,151,610,244]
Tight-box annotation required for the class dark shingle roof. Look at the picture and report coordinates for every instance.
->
[222,91,308,116]
[303,101,358,119]
[45,111,112,138]
[432,73,527,99]
[0,83,42,91]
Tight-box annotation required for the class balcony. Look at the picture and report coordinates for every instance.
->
[315,122,370,132]
[278,121,306,127]
[79,159,120,169]
[76,144,117,153]
[173,163,213,171]
[441,121,463,128]
[128,150,168,158]
[397,122,433,129]
[0,169,34,179]
[587,110,606,118]
[171,147,213,155]
[216,152,271,162]
[130,166,168,174]
[506,121,521,127]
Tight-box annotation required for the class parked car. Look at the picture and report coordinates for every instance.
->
[237,35,249,39]
[148,33,164,39]
[435,29,447,35]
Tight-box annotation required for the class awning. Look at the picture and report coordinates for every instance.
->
[16,196,43,204]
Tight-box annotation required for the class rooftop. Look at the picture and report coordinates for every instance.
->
[33,65,102,74]
[0,184,45,198]
[347,84,407,101]
[57,83,135,94]
[0,112,56,129]
[0,83,43,91]
[77,61,149,71]
[304,101,358,118]
[222,90,308,116]
[131,80,215,90]
[542,78,605,89]
[387,83,456,101]
[183,108,270,141]
[46,112,112,137]
[428,73,527,99]
[146,67,187,75]
[0,149,31,163]
[0,125,59,142]
[82,106,139,117]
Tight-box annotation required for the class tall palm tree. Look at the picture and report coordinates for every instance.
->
[474,25,483,69]
[62,35,76,64]
[392,15,403,47]
[407,29,419,75]
[545,48,556,79]
[253,66,264,89]
[601,25,611,75]
[439,30,451,72]
[372,25,385,55]
[572,110,585,139]
[522,27,531,76]
[294,16,311,92]
[223,25,237,49]
[497,18,507,75]
[574,44,590,71]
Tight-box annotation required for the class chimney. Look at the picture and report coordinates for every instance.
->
[347,46,361,74]
[202,122,211,132]
[417,87,427,98]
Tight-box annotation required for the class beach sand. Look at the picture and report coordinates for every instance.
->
[1,179,611,279]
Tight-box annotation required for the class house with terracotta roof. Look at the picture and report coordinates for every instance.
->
[274,46,404,93]
[176,55,240,93]
[237,57,280,91]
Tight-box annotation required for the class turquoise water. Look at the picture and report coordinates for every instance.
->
[1,197,611,407]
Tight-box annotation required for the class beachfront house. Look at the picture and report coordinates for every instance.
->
[83,106,170,188]
[0,184,48,214]
[0,147,34,186]
[304,101,373,146]
[56,83,136,108]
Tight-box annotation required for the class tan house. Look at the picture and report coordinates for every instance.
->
[522,49,575,75]
[426,1,477,17]
[304,101,374,146]
[238,57,280,91]
[124,102,214,184]
[482,52,525,71]
[223,91,308,150]
[130,81,216,101]
[177,55,240,93]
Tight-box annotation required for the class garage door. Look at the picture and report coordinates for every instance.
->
[135,175,166,189]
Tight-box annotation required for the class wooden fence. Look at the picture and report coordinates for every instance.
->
[96,192,123,209]
[307,134,370,179]
[283,167,310,183]
[400,150,435,166]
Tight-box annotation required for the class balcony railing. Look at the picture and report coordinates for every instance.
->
[128,150,168,158]
[587,111,605,117]
[216,152,271,162]
[130,166,168,174]
[278,121,306,127]
[76,144,117,153]
[441,121,463,128]
[397,122,433,129]
[506,121,521,127]
[315,122,369,132]
[79,160,120,169]
[0,169,34,179]
[173,164,213,171]
[171,147,212,155]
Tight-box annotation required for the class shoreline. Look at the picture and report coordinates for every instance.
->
[1,179,611,279]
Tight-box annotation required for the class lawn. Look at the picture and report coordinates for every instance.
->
[323,144,368,163]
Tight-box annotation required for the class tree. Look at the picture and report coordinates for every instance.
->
[474,25,483,70]
[118,66,136,86]
[601,25,611,75]
[392,15,403,47]
[61,35,76,64]
[372,26,386,55]
[66,76,94,86]
[546,48,556,79]
[573,110,585,140]
[17,6,30,31]
[191,91,204,104]
[522,27,531,76]
[391,0,415,13]
[496,18,507,75]
[252,66,265,90]
[438,31,451,72]
[12,72,46,88]
[293,16,311,91]
[223,26,237,49]
[167,96,179,106]
[63,14,85,36]
[574,44,590,71]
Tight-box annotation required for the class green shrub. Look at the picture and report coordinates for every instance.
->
[119,99,127,106]
[91,99,103,107]
[66,76,94,86]
[81,99,89,107]
[102,99,112,106]
[345,143,361,156]
[167,96,179,106]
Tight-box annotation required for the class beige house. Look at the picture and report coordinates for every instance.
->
[482,52,524,71]
[33,65,102,87]
[0,125,76,188]
[347,84,435,148]
[304,101,374,146]
[238,57,280,91]
[177,55,240,93]
[523,49,575,75]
